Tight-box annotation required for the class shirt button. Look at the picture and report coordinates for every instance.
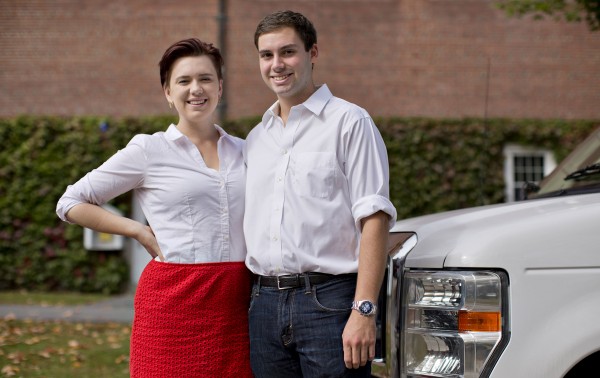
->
[272,236,278,241]
[277,177,282,182]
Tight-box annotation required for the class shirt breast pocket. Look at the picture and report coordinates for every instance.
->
[294,152,336,199]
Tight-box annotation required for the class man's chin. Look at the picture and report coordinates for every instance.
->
[272,85,289,93]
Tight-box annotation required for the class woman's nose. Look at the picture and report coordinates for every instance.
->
[191,81,204,95]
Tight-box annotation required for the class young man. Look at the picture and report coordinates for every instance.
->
[244,10,397,377]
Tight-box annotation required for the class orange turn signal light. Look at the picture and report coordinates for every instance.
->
[458,310,501,332]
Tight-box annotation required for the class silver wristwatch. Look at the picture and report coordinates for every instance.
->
[352,300,377,316]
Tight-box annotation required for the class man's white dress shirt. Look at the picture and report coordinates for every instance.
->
[244,85,397,276]
[56,124,246,263]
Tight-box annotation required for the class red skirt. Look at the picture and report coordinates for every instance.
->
[130,259,253,377]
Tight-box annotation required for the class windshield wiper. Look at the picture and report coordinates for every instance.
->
[564,163,600,181]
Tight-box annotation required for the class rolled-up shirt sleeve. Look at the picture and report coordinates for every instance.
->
[344,117,397,230]
[56,135,147,223]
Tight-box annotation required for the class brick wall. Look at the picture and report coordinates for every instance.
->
[1,0,599,120]
[0,0,220,117]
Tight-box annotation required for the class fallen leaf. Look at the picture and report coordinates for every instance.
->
[25,336,41,345]
[115,354,128,364]
[37,347,55,359]
[1,364,19,376]
[29,325,47,334]
[6,352,25,364]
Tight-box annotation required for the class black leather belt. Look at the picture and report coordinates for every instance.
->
[256,272,356,290]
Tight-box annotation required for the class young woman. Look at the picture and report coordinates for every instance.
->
[56,38,252,377]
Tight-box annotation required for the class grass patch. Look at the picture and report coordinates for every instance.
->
[0,291,110,307]
[0,318,130,377]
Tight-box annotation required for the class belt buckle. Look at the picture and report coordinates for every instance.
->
[277,274,298,290]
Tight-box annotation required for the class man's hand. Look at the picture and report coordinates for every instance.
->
[342,211,388,369]
[342,310,377,369]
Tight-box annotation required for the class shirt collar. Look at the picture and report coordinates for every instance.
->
[165,124,186,141]
[165,123,234,142]
[261,84,333,129]
[214,124,236,143]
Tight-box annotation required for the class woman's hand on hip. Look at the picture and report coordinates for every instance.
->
[134,224,165,262]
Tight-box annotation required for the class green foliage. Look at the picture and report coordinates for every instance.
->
[496,0,600,31]
[379,117,597,220]
[0,115,598,293]
[0,116,174,294]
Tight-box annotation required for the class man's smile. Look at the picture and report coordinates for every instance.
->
[271,73,292,82]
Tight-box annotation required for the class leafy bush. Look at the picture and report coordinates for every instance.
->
[0,115,597,293]
[0,116,175,293]
[378,118,598,219]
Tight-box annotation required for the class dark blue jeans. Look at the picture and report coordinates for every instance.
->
[248,275,371,378]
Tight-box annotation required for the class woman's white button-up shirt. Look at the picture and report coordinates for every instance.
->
[56,124,246,263]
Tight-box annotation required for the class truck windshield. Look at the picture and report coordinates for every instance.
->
[528,127,600,199]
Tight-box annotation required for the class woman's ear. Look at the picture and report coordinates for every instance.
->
[163,85,172,103]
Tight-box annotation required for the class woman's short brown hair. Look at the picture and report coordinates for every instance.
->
[159,38,224,88]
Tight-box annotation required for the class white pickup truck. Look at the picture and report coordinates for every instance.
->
[373,127,600,378]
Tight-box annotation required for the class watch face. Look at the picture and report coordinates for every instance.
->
[359,301,374,314]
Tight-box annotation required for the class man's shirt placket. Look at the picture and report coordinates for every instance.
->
[268,111,301,274]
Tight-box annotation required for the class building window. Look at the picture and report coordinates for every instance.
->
[503,145,556,202]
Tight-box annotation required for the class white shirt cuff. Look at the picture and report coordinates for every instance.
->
[352,194,397,231]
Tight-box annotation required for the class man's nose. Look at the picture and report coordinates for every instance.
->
[272,54,285,69]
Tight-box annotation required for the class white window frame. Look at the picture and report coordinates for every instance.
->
[503,144,556,202]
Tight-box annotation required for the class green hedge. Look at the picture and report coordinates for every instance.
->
[378,118,598,218]
[0,116,597,293]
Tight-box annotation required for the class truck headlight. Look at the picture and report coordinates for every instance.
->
[401,271,509,378]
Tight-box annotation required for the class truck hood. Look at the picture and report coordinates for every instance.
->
[393,193,600,269]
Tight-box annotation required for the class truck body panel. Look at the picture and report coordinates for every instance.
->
[377,127,600,377]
